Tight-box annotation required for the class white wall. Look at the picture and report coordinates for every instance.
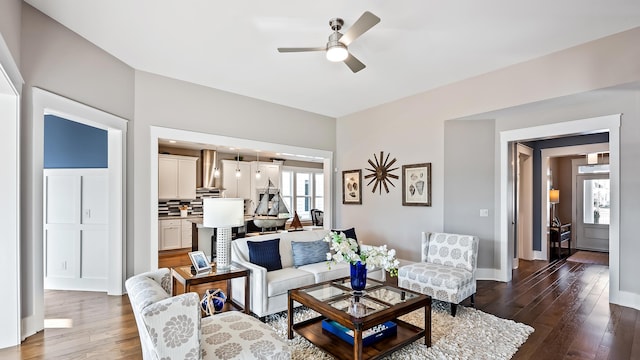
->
[337,26,640,288]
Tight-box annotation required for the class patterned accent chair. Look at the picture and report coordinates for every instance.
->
[126,268,290,360]
[398,232,479,317]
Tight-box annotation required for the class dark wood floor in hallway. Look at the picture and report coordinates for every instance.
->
[476,256,640,359]
[0,257,638,359]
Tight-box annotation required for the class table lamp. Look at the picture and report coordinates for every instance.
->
[549,189,560,227]
[203,198,244,270]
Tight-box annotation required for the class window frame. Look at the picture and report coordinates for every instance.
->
[281,166,324,221]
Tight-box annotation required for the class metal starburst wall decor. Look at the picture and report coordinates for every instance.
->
[364,151,399,194]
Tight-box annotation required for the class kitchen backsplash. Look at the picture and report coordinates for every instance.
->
[158,188,221,216]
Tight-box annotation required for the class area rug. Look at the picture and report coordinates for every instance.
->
[266,301,534,359]
[567,250,609,266]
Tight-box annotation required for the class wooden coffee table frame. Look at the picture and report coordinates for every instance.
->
[171,262,250,314]
[287,278,431,360]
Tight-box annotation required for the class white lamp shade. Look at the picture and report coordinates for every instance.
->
[549,189,560,204]
[587,153,598,164]
[203,198,244,228]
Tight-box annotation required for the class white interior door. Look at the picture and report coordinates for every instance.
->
[576,173,609,252]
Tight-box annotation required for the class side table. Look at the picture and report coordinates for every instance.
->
[550,223,571,260]
[172,262,250,314]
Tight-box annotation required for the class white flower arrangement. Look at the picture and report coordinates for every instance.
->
[324,231,400,277]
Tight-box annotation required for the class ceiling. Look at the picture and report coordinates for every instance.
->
[25,1,640,118]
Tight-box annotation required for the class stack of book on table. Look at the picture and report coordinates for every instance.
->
[321,319,397,346]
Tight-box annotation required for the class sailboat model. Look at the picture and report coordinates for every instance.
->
[253,179,291,230]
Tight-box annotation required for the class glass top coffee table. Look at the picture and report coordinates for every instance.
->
[287,277,431,360]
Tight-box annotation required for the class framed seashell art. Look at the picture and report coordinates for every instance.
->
[342,169,362,204]
[402,163,431,206]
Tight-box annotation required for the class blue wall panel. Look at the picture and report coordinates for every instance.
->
[44,115,108,168]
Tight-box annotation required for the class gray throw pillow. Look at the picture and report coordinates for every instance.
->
[291,239,330,267]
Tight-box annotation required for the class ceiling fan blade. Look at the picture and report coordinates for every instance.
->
[340,11,380,46]
[343,53,366,73]
[277,47,325,53]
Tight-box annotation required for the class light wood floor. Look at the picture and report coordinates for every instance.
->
[1,256,638,359]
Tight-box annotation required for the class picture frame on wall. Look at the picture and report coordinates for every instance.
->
[342,169,362,204]
[402,163,431,206]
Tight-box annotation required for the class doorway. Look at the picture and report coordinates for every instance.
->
[499,114,620,306]
[516,144,534,264]
[24,88,128,340]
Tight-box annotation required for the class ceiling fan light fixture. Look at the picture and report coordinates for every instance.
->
[326,43,348,62]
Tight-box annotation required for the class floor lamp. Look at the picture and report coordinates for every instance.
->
[203,198,244,270]
[549,189,560,227]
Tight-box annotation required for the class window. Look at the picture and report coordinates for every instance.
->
[281,167,324,220]
[582,179,610,225]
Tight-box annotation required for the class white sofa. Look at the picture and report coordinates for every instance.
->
[126,268,290,359]
[231,229,383,318]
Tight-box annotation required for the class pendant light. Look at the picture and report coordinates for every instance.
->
[255,151,262,180]
[213,147,220,178]
[235,151,241,178]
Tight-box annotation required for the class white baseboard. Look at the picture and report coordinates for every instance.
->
[610,290,640,311]
[21,315,41,341]
[533,251,547,260]
[476,268,504,281]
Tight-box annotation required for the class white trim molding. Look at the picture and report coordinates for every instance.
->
[0,50,21,349]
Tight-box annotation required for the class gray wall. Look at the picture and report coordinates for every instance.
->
[19,3,135,319]
[444,120,496,269]
[132,70,336,273]
[0,0,22,66]
[337,26,640,292]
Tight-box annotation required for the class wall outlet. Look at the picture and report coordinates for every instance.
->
[479,209,489,217]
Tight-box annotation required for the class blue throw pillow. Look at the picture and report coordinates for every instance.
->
[292,239,330,267]
[247,239,282,272]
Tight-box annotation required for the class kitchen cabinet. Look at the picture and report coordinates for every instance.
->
[221,160,252,199]
[158,218,193,250]
[158,154,197,200]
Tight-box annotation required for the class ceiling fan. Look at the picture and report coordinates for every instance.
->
[277,11,381,73]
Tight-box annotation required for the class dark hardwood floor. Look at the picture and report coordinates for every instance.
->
[0,255,637,359]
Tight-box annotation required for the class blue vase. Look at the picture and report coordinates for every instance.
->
[350,261,367,292]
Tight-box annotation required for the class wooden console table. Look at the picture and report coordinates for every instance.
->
[550,223,571,260]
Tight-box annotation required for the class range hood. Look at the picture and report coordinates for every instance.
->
[200,149,220,189]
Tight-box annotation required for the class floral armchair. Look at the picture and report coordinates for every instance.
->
[398,232,479,316]
[125,268,290,359]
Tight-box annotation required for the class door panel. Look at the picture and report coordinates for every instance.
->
[46,175,79,224]
[82,175,108,224]
[81,229,108,279]
[576,175,609,252]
